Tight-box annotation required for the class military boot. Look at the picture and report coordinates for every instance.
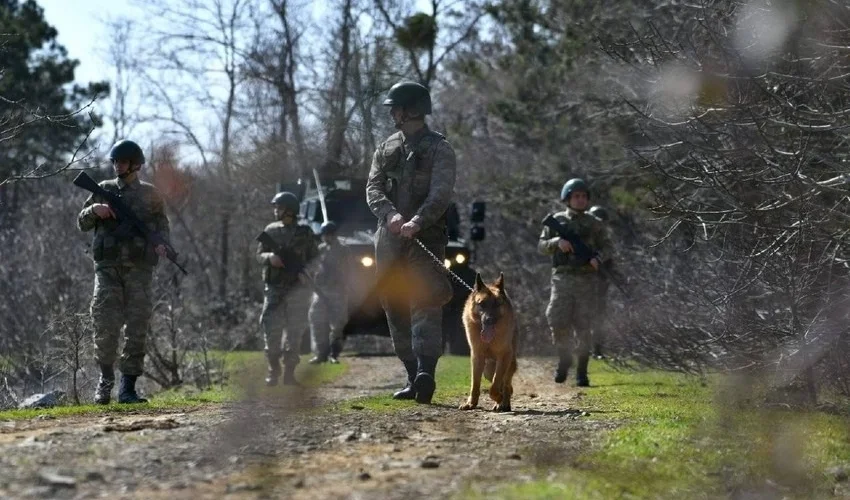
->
[265,354,282,386]
[593,343,605,360]
[93,364,115,405]
[328,340,343,364]
[282,362,299,386]
[308,352,328,364]
[554,351,571,384]
[576,354,591,387]
[392,359,418,400]
[117,375,148,404]
[413,356,438,404]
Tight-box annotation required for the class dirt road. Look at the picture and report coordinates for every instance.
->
[0,356,611,499]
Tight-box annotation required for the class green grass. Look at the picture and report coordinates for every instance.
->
[0,352,347,422]
[462,362,850,499]
[330,354,471,412]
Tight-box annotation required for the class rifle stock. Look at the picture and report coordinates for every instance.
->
[73,171,187,275]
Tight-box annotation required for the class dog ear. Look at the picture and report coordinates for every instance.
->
[474,273,486,291]
[495,272,505,294]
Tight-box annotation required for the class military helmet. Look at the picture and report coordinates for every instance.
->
[271,191,299,213]
[560,178,590,201]
[382,81,432,115]
[109,140,145,165]
[320,221,338,236]
[588,205,609,221]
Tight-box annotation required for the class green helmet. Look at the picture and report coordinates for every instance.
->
[588,205,609,221]
[109,140,145,165]
[320,221,338,235]
[271,192,299,213]
[382,81,432,115]
[560,178,590,201]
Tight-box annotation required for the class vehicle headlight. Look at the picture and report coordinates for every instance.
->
[444,259,451,268]
[455,253,466,264]
[361,256,374,267]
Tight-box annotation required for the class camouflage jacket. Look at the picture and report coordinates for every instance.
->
[311,240,352,295]
[538,208,613,273]
[256,221,319,286]
[77,174,170,269]
[366,125,456,230]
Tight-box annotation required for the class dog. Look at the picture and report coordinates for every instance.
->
[458,272,518,412]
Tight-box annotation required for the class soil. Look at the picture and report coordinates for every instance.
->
[0,356,614,499]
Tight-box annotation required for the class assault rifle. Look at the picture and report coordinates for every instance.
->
[256,230,308,282]
[73,171,188,275]
[541,214,629,297]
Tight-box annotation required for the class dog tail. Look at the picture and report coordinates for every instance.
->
[483,359,496,382]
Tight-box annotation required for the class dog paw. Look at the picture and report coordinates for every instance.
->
[459,401,477,411]
[492,402,512,412]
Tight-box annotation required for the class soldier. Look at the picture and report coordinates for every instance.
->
[256,191,319,386]
[366,81,456,404]
[307,221,351,364]
[538,178,612,387]
[78,139,169,404]
[587,205,612,359]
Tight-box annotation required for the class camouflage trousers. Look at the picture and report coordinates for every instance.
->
[260,284,311,366]
[545,271,601,360]
[593,279,611,351]
[90,265,154,376]
[308,292,348,356]
[375,225,453,361]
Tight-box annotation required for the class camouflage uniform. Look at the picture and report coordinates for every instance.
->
[366,126,456,363]
[593,257,613,358]
[308,239,351,358]
[538,208,612,381]
[256,221,319,369]
[78,174,170,377]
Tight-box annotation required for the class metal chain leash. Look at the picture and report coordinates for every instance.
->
[414,237,475,292]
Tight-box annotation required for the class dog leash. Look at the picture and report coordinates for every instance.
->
[414,237,475,293]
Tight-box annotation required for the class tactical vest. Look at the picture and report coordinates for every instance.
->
[550,211,597,271]
[380,129,448,228]
[90,180,158,266]
[261,222,315,286]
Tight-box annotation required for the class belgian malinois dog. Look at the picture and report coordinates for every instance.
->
[459,273,518,412]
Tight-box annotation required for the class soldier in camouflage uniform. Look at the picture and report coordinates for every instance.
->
[366,81,456,404]
[538,178,612,387]
[78,140,170,405]
[588,205,612,359]
[257,191,319,386]
[307,221,351,364]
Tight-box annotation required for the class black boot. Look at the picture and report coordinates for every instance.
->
[93,364,115,405]
[392,359,418,400]
[282,362,299,386]
[308,354,327,364]
[576,354,591,387]
[117,375,148,404]
[554,351,571,384]
[265,354,282,386]
[328,340,343,364]
[593,343,605,360]
[413,356,438,404]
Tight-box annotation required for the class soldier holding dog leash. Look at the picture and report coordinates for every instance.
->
[366,81,456,405]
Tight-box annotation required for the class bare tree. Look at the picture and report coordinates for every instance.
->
[374,0,486,87]
[141,0,254,301]
[244,0,309,181]
[48,313,92,405]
